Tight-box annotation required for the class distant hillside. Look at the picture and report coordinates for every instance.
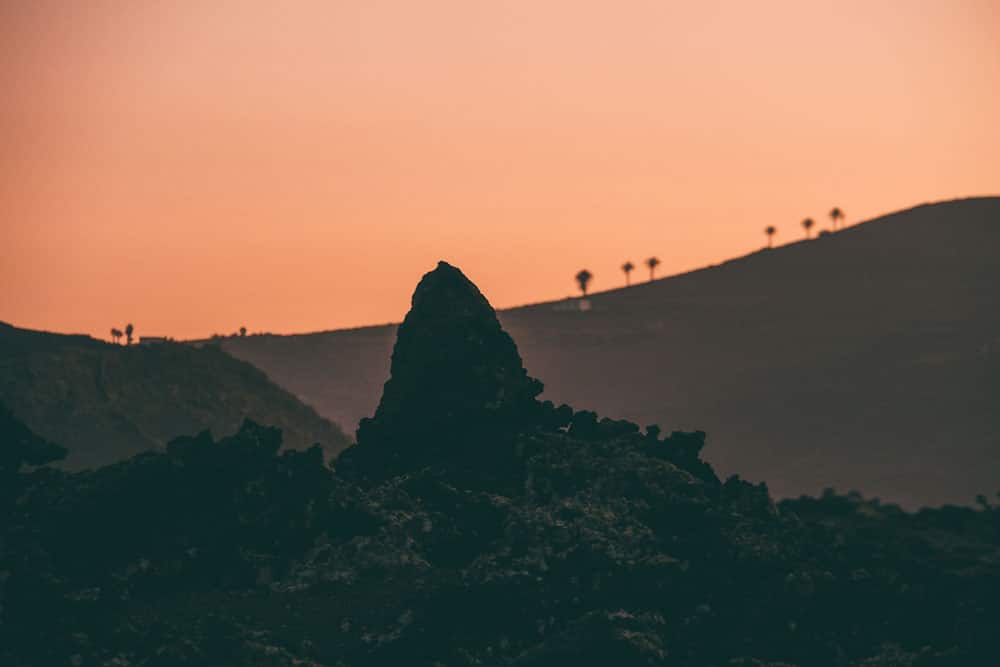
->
[0,323,350,469]
[6,261,999,666]
[224,197,1000,507]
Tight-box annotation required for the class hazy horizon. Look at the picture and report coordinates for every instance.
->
[4,194,997,341]
[3,1,999,340]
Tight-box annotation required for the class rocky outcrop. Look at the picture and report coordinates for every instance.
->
[4,265,1000,666]
[341,262,544,480]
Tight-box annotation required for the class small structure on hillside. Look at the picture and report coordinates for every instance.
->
[552,298,591,312]
[139,336,168,346]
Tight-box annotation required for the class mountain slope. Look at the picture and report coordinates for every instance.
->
[0,323,351,468]
[224,197,1000,506]
[4,262,999,666]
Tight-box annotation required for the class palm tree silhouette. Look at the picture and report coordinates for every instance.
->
[125,323,134,346]
[110,328,121,344]
[765,225,777,248]
[575,269,593,296]
[621,261,635,286]
[646,257,661,281]
[829,207,844,231]
[801,218,815,239]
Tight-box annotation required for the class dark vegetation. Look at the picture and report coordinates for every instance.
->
[580,206,841,293]
[2,262,998,666]
[223,197,1000,507]
[646,255,661,280]
[0,322,350,469]
[801,217,815,239]
[622,260,636,285]
[109,323,136,346]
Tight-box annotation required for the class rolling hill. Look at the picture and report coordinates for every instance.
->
[223,197,1000,506]
[6,260,999,666]
[0,323,351,469]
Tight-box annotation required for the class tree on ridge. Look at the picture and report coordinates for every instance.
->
[575,269,593,297]
[646,257,661,281]
[765,225,777,248]
[830,207,844,230]
[125,323,134,346]
[621,261,635,286]
[802,218,815,239]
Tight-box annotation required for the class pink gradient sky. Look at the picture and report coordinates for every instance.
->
[2,0,998,340]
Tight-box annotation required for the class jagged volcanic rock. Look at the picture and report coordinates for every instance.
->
[340,262,543,479]
[6,262,1000,665]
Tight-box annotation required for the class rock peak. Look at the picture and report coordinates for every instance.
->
[409,260,489,315]
[344,262,543,478]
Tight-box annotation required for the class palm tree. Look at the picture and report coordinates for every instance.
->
[646,256,661,281]
[575,269,593,296]
[125,323,134,346]
[829,207,844,231]
[801,218,815,239]
[765,225,777,248]
[621,261,635,286]
[110,328,121,344]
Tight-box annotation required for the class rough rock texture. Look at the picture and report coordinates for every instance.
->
[343,262,543,480]
[222,197,1000,508]
[3,263,1000,666]
[0,322,351,469]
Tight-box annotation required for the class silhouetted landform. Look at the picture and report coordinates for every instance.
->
[3,264,998,666]
[0,400,66,481]
[0,322,350,468]
[224,197,1000,506]
[341,262,544,481]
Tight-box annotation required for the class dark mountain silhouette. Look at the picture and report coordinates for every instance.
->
[3,263,998,666]
[340,262,544,481]
[223,197,1000,506]
[0,322,350,468]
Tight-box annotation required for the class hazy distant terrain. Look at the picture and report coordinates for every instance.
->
[6,261,998,666]
[225,197,1000,506]
[0,324,350,469]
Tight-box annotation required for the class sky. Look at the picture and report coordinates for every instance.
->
[2,0,998,340]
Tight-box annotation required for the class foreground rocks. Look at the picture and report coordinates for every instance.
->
[2,263,999,666]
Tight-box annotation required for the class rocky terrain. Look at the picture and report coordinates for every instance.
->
[0,322,350,469]
[2,262,998,666]
[224,197,1000,506]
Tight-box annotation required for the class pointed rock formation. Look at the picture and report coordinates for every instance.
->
[339,262,543,479]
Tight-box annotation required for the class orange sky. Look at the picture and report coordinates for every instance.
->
[2,0,998,340]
